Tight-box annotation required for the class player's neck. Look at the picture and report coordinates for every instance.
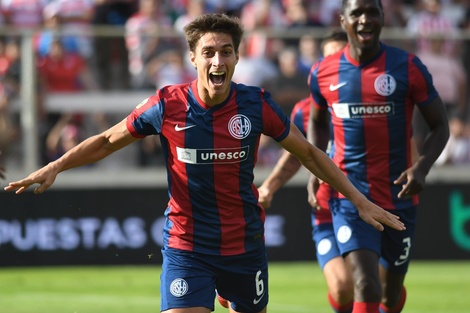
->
[349,44,381,64]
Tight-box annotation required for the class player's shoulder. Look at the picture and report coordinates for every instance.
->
[292,97,311,112]
[161,81,192,97]
[135,82,192,112]
[233,81,263,93]
[233,81,271,102]
[383,43,417,61]
[311,49,344,74]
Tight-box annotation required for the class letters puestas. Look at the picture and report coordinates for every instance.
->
[0,215,285,251]
[0,217,151,250]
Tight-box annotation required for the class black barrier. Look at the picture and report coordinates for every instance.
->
[1,184,469,266]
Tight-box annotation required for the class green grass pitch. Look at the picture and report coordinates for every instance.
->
[0,261,468,313]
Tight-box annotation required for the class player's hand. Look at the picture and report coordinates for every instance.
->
[4,164,59,195]
[356,197,405,231]
[258,185,273,209]
[394,167,425,199]
[307,175,320,209]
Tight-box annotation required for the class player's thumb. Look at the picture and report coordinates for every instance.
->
[393,172,407,185]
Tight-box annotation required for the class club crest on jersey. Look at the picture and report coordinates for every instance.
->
[228,114,251,139]
[374,74,396,96]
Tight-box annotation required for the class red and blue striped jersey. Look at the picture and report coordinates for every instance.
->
[291,97,332,225]
[126,80,290,255]
[309,43,438,210]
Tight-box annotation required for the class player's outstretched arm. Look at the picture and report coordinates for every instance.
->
[258,149,302,208]
[280,125,405,231]
[4,119,139,195]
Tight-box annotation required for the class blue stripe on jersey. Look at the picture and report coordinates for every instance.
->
[384,47,411,207]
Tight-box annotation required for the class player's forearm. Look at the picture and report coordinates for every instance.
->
[307,109,329,152]
[52,134,119,172]
[415,122,449,175]
[261,151,302,192]
[53,120,136,172]
[301,147,365,205]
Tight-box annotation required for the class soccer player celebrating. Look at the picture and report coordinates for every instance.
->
[4,13,404,313]
[257,30,355,313]
[308,1,449,313]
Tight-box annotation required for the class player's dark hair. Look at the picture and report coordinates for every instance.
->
[341,0,383,12]
[183,13,244,53]
[321,29,348,52]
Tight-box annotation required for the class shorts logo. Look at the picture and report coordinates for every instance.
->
[337,225,352,244]
[253,293,265,305]
[317,238,332,255]
[170,278,188,297]
[374,74,396,96]
[394,258,409,266]
[228,114,251,139]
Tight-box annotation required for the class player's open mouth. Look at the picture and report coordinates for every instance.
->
[357,29,374,41]
[210,71,226,86]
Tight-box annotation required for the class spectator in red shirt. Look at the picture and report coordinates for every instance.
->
[37,39,96,92]
[37,38,97,164]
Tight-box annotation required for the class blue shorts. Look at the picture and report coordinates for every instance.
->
[312,219,342,269]
[330,198,417,274]
[161,247,269,312]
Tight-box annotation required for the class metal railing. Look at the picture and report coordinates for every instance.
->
[4,26,470,178]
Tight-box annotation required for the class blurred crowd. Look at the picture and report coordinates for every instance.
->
[0,0,470,170]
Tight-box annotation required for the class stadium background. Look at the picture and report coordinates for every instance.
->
[1,23,470,266]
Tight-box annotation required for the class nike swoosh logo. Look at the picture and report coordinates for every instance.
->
[329,82,347,91]
[253,292,265,305]
[394,258,409,266]
[175,124,196,131]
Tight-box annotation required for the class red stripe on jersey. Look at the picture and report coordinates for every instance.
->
[315,183,333,225]
[162,84,195,251]
[361,53,393,207]
[325,61,348,175]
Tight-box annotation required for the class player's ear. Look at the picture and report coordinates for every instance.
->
[340,15,346,30]
[189,51,196,68]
